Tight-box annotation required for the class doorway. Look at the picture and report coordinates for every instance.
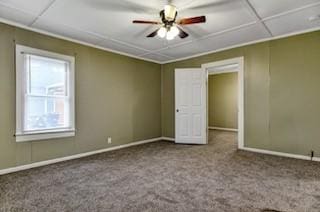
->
[202,57,244,148]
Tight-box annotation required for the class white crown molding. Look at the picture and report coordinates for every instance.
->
[162,26,320,64]
[1,13,320,65]
[0,18,162,64]
[0,137,163,175]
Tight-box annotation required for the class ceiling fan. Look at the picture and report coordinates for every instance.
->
[132,4,206,40]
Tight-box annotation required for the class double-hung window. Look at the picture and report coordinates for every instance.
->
[15,45,75,142]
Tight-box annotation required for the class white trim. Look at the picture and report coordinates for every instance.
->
[160,137,320,162]
[15,131,75,142]
[15,44,75,142]
[208,127,238,132]
[208,69,238,75]
[161,137,320,162]
[1,17,320,64]
[163,26,320,64]
[0,137,163,175]
[161,136,175,142]
[240,147,320,162]
[0,18,160,64]
[206,63,239,74]
[202,57,244,149]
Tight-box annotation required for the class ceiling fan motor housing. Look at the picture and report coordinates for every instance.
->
[160,10,177,28]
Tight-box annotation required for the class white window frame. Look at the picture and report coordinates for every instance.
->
[15,44,75,142]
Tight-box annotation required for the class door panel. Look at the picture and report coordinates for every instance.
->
[175,68,207,144]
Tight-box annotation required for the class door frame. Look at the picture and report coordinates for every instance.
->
[202,57,244,149]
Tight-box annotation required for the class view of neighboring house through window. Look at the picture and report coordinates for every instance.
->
[26,55,67,130]
[15,45,75,142]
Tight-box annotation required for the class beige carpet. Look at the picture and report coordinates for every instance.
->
[1,130,320,212]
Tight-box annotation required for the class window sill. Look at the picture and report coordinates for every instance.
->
[15,130,75,142]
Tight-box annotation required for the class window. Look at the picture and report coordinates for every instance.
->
[15,45,75,142]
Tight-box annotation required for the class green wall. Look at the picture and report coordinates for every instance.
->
[1,21,320,170]
[0,23,162,170]
[162,30,320,157]
[208,73,238,129]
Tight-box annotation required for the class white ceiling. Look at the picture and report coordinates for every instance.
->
[0,0,320,63]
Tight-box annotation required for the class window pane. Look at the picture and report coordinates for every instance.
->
[25,96,68,131]
[28,55,67,96]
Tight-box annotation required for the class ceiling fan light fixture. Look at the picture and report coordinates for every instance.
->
[166,27,176,40]
[157,27,167,38]
[166,26,179,40]
[166,32,175,40]
[169,26,179,37]
[164,4,177,21]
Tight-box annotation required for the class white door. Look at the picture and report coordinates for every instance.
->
[175,68,207,144]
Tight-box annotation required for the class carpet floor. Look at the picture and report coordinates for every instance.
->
[1,130,320,212]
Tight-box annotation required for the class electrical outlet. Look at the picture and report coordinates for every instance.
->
[107,137,112,144]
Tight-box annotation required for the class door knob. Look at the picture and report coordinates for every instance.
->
[176,109,179,112]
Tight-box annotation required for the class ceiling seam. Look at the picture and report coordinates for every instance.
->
[0,2,35,16]
[99,38,153,54]
[29,0,57,27]
[138,52,174,59]
[242,0,273,37]
[176,0,199,11]
[262,1,320,22]
[29,18,155,55]
[24,0,155,54]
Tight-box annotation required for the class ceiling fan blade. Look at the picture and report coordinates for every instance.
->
[178,16,206,25]
[147,29,159,37]
[133,20,161,24]
[177,27,189,39]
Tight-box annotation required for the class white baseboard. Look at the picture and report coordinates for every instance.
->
[209,127,238,132]
[161,137,175,142]
[161,137,320,163]
[240,147,320,162]
[3,137,317,175]
[0,137,162,175]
